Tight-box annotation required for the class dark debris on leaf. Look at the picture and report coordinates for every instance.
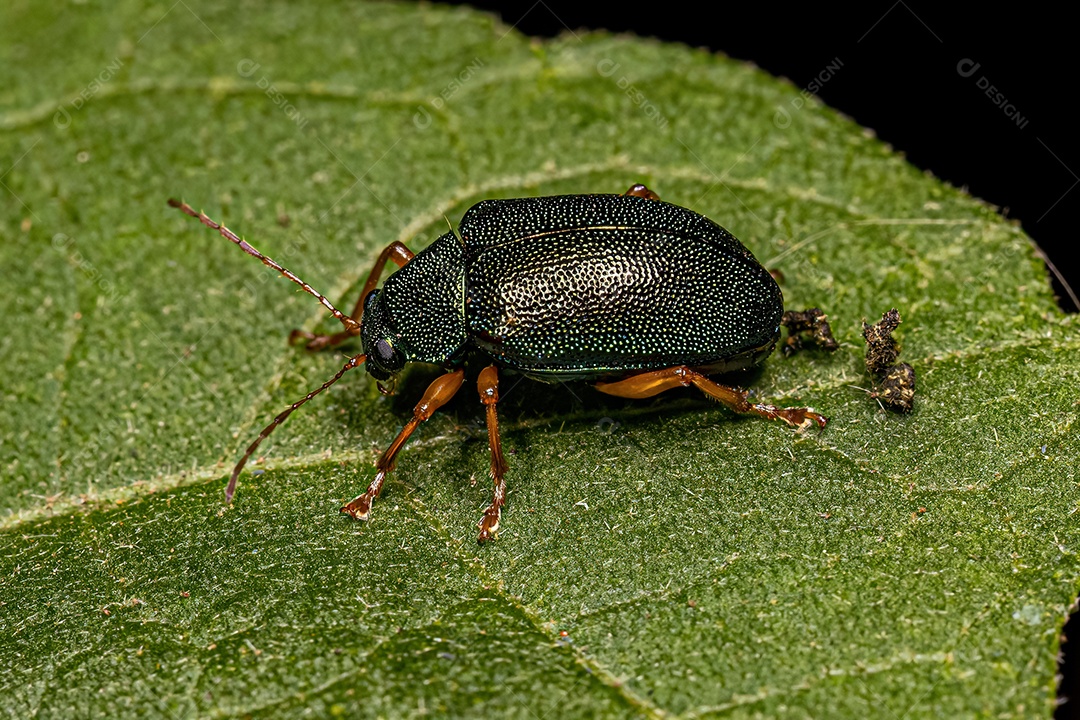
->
[862,308,902,374]
[876,362,916,412]
[780,307,840,357]
[862,309,916,413]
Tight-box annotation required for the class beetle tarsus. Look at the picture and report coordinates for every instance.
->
[341,487,377,520]
[753,403,828,431]
[342,466,391,521]
[477,508,500,543]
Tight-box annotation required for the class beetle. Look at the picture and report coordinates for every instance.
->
[169,184,825,543]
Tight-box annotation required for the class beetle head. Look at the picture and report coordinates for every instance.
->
[360,289,406,389]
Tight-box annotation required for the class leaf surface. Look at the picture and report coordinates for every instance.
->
[1,2,1077,718]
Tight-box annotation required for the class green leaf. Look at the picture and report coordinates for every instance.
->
[2,2,1077,718]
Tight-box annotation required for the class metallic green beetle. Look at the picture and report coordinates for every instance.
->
[171,185,825,543]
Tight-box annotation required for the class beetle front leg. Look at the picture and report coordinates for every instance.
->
[290,241,415,350]
[341,368,465,521]
[595,366,827,430]
[476,365,509,543]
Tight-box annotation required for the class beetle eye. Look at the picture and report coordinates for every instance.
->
[375,338,396,365]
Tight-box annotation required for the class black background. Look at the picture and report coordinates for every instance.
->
[447,1,1078,314]
[449,1,1078,715]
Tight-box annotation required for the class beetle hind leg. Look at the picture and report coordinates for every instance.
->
[291,241,415,351]
[476,365,509,543]
[595,366,827,430]
[341,368,465,521]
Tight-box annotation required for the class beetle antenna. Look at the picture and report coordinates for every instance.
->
[168,199,360,333]
[226,353,367,502]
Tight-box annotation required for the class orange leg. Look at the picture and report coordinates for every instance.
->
[341,368,465,521]
[290,241,415,350]
[595,366,826,430]
[623,183,660,200]
[476,365,509,543]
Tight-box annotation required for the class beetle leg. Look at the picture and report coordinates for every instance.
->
[595,366,827,430]
[476,365,509,543]
[290,241,415,350]
[623,184,660,200]
[341,368,465,521]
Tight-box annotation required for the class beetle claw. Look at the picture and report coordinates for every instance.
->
[786,408,828,432]
[477,507,500,543]
[341,493,374,521]
[800,409,828,431]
